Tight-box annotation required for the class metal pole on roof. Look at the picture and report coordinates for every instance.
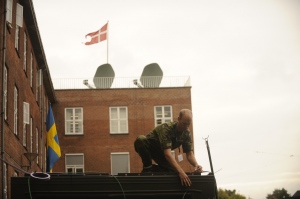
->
[204,136,219,199]
[106,21,109,64]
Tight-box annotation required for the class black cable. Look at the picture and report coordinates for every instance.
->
[113,175,126,199]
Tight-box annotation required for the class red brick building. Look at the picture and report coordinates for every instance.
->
[53,86,194,174]
[0,0,56,198]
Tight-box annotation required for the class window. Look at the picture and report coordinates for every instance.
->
[36,70,38,101]
[23,122,26,147]
[14,86,18,135]
[15,26,20,50]
[65,154,84,173]
[6,0,13,24]
[110,107,128,134]
[23,32,27,71]
[36,128,39,164]
[23,102,29,147]
[111,152,130,175]
[23,102,30,124]
[30,53,33,87]
[4,66,7,120]
[154,106,172,126]
[16,3,23,27]
[65,108,83,135]
[30,117,33,152]
[3,164,7,199]
[36,69,41,102]
[14,4,23,50]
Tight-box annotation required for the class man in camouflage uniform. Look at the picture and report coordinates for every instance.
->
[134,109,202,186]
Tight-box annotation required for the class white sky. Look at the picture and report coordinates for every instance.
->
[32,0,300,198]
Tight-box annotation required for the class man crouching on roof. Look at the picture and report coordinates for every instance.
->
[134,109,203,187]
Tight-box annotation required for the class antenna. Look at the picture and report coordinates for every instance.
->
[139,63,163,88]
[83,79,94,89]
[93,63,115,88]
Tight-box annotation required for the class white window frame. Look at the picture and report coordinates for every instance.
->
[111,152,130,175]
[23,122,26,147]
[14,86,18,135]
[23,102,30,124]
[65,108,83,135]
[65,153,84,174]
[30,117,33,152]
[30,53,33,87]
[23,32,27,71]
[6,0,13,24]
[4,66,7,120]
[154,106,173,127]
[109,107,128,134]
[14,4,23,50]
[36,128,39,164]
[15,26,20,50]
[36,69,39,102]
[36,69,42,102]
[16,3,23,27]
[23,102,29,147]
[3,163,7,199]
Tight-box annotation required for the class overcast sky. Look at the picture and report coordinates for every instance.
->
[32,0,300,198]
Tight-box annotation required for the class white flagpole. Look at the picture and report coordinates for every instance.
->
[107,21,109,63]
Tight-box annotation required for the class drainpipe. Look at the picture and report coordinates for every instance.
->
[1,0,8,198]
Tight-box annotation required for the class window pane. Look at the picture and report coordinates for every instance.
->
[156,107,162,118]
[66,121,73,133]
[164,106,171,117]
[156,119,162,125]
[110,108,117,119]
[66,109,73,120]
[119,108,127,119]
[67,168,73,173]
[75,122,82,133]
[111,154,129,175]
[76,168,83,173]
[120,120,127,132]
[111,121,118,132]
[75,109,82,119]
[155,106,172,127]
[66,155,83,165]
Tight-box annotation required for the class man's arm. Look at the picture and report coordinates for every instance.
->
[163,148,192,186]
[186,151,203,172]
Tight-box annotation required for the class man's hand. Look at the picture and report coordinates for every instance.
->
[195,165,203,172]
[178,171,192,186]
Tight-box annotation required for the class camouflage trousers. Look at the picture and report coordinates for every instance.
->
[134,135,175,172]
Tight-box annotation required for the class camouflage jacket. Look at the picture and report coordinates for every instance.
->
[146,121,193,153]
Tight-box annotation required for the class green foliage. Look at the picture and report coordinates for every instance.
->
[266,188,291,199]
[218,188,246,199]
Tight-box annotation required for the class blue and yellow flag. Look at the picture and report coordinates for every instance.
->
[46,105,61,172]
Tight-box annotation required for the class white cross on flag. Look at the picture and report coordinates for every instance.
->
[84,23,108,45]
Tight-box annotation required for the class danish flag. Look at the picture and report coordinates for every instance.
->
[84,23,108,45]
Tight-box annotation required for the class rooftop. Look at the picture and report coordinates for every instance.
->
[52,76,191,90]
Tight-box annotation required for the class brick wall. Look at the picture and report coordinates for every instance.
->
[53,87,194,173]
[0,1,53,198]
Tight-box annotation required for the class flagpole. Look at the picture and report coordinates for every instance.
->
[107,21,109,63]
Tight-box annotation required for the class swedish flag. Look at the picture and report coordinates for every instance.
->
[46,105,61,172]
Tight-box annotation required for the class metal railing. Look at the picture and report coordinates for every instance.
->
[52,76,191,90]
